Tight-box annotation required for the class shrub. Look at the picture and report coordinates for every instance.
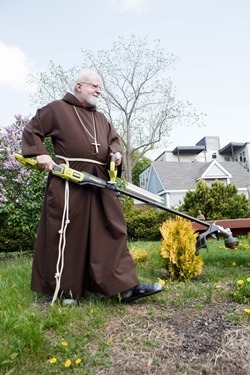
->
[159,216,204,281]
[129,245,149,264]
[180,179,250,220]
[124,205,170,241]
[0,115,54,241]
[0,227,34,253]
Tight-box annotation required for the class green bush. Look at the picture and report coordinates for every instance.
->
[180,179,250,220]
[124,205,170,241]
[0,227,34,253]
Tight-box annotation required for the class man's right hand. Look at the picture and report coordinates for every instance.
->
[36,155,54,171]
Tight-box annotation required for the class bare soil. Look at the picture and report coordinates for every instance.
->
[94,300,250,375]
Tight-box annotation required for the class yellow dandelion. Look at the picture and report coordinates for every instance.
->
[244,308,250,314]
[61,341,68,347]
[232,262,236,267]
[237,280,244,285]
[75,358,81,365]
[247,277,250,283]
[158,278,166,285]
[49,357,57,364]
[215,285,221,289]
[64,359,71,368]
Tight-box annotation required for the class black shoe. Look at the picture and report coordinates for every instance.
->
[121,283,164,303]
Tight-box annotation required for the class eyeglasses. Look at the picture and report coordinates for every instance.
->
[80,82,102,91]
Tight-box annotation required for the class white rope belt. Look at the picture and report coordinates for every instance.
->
[51,156,106,305]
[55,155,107,166]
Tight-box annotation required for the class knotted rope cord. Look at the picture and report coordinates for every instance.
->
[51,155,107,305]
[51,161,70,305]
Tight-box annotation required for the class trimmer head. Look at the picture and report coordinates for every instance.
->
[195,224,239,254]
[224,235,239,249]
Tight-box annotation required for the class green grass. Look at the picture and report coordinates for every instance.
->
[0,239,250,374]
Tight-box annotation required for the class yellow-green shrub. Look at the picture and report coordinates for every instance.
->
[130,245,149,264]
[160,216,204,281]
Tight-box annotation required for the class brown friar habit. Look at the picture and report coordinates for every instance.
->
[22,93,139,299]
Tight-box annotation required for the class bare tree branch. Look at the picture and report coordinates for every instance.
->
[29,35,205,182]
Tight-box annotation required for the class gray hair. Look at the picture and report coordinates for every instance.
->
[73,69,100,93]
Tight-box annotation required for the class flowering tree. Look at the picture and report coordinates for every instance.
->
[0,115,47,241]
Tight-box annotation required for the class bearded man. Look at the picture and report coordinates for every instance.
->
[22,69,164,304]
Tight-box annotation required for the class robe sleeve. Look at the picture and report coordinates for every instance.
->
[21,105,54,157]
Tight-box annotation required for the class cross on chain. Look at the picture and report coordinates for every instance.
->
[92,141,101,154]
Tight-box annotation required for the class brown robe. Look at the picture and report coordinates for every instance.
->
[22,93,139,299]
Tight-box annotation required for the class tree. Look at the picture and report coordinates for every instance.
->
[131,151,151,186]
[179,179,250,220]
[29,35,204,182]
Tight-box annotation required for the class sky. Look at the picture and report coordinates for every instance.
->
[0,0,249,158]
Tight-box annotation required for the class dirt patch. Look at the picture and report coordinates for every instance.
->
[94,301,250,375]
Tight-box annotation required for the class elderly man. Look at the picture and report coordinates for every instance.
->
[22,69,164,304]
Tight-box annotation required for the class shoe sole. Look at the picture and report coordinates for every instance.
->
[121,287,164,303]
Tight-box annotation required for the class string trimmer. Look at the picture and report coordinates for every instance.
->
[14,153,239,254]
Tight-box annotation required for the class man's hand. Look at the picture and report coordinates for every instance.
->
[36,154,54,171]
[112,152,122,166]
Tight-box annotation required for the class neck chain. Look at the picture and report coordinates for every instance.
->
[73,106,100,153]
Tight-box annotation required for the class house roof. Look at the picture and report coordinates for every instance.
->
[172,145,205,155]
[150,160,250,191]
[219,142,246,155]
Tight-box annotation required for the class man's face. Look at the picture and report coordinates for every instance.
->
[78,75,102,106]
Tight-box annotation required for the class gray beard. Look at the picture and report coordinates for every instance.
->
[80,92,99,106]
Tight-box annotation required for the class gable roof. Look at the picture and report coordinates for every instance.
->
[198,160,232,180]
[149,161,250,192]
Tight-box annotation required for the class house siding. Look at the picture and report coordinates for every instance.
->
[147,166,164,194]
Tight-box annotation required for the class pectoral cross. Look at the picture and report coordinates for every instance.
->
[92,141,101,154]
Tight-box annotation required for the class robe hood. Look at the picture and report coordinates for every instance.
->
[62,92,97,112]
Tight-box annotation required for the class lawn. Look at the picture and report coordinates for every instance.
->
[0,238,250,374]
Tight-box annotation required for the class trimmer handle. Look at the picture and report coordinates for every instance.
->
[13,152,39,169]
[109,153,118,184]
